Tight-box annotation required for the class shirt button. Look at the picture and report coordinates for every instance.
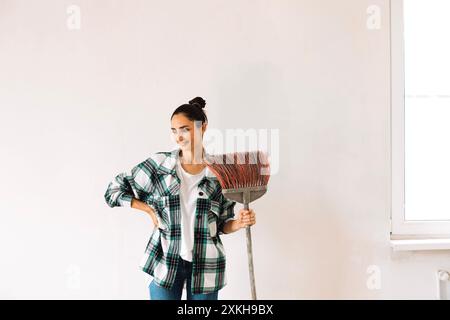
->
[199,192,204,196]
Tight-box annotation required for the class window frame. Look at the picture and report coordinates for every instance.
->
[390,0,450,237]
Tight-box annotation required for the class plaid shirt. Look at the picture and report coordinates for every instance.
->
[104,148,236,294]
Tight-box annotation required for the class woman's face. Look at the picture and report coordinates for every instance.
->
[171,113,206,152]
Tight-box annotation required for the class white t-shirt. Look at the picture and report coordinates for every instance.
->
[176,158,206,262]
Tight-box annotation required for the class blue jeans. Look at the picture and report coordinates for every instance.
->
[149,256,219,300]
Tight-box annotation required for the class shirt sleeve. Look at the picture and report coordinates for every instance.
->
[104,159,156,209]
[217,194,237,235]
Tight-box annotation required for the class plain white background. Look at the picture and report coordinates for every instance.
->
[1,0,449,299]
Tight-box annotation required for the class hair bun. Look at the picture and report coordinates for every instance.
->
[188,97,206,109]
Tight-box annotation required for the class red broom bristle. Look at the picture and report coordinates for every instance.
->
[204,151,271,190]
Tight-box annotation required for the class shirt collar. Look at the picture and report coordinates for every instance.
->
[156,147,218,180]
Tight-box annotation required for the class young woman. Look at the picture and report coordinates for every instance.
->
[104,97,256,300]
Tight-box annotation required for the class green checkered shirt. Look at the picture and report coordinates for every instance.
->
[104,148,236,294]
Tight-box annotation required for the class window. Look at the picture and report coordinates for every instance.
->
[391,0,450,236]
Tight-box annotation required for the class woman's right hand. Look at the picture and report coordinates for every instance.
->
[131,198,159,228]
[146,207,159,228]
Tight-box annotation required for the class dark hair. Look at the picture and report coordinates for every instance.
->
[171,97,208,126]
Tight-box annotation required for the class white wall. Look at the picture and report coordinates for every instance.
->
[1,0,448,299]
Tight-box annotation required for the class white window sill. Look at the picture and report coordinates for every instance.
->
[390,239,450,252]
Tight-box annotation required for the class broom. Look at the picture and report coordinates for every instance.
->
[205,151,270,300]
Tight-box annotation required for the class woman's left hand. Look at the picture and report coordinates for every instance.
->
[237,208,256,229]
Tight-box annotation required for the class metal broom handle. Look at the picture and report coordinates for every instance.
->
[244,201,257,300]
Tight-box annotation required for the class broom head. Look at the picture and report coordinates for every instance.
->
[204,151,270,205]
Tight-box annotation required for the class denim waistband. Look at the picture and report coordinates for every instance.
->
[179,256,192,268]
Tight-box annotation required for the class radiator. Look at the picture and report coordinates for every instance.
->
[437,270,450,300]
